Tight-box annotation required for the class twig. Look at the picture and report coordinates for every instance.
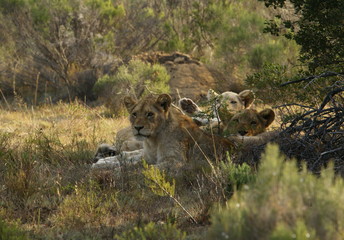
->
[318,87,344,111]
[184,127,227,200]
[183,127,216,173]
[280,71,344,87]
[176,88,182,102]
[286,109,317,128]
[34,71,40,106]
[311,147,344,171]
[273,103,316,110]
[0,88,11,110]
[151,177,198,224]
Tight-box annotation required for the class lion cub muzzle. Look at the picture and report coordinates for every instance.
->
[133,125,150,139]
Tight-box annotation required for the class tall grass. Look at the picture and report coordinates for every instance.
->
[0,104,343,239]
[0,102,127,238]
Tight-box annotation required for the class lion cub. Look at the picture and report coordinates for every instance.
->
[123,93,233,173]
[179,89,255,125]
[223,108,275,136]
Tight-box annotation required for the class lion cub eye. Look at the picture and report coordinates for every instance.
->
[230,101,237,104]
[132,112,137,118]
[146,112,154,118]
[251,120,257,125]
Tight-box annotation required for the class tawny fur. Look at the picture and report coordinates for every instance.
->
[223,108,275,136]
[93,95,279,170]
[207,89,255,112]
[124,94,234,174]
[178,89,255,127]
[115,126,144,151]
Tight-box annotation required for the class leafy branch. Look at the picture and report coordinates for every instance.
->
[142,161,198,224]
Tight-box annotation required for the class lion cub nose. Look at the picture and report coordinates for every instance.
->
[135,126,144,132]
[238,130,248,136]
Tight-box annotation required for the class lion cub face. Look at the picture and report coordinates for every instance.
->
[124,94,172,140]
[207,89,255,112]
[224,109,275,136]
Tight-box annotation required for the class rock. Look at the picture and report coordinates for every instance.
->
[133,52,227,102]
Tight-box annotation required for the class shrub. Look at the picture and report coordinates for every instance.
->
[115,221,186,240]
[245,63,293,103]
[142,161,198,224]
[93,60,170,115]
[211,0,299,81]
[0,218,28,240]
[207,144,344,240]
[245,63,340,105]
[142,161,175,197]
[259,0,344,71]
[50,180,118,229]
[220,155,256,194]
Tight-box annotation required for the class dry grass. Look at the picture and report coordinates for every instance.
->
[0,101,129,146]
[0,101,253,239]
[0,94,342,239]
[0,102,226,239]
[0,102,135,239]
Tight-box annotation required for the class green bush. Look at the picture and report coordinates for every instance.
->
[259,0,344,71]
[142,161,175,197]
[245,63,340,105]
[115,221,186,240]
[207,144,344,240]
[211,0,299,80]
[245,63,294,103]
[0,218,28,240]
[220,155,256,194]
[248,40,288,69]
[93,60,170,115]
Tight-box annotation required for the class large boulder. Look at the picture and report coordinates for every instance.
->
[133,52,227,101]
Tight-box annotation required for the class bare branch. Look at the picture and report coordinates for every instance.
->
[318,87,344,111]
[280,71,344,87]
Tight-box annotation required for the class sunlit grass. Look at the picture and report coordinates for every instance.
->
[0,102,342,240]
[0,102,132,239]
[0,101,129,146]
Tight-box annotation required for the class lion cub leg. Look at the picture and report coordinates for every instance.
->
[92,149,144,169]
[179,98,201,116]
[179,98,218,126]
[94,143,118,162]
[120,140,144,152]
[120,149,144,165]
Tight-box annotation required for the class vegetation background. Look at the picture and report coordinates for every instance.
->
[0,0,343,239]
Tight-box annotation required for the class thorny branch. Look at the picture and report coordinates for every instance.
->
[248,75,343,176]
[277,84,344,173]
[280,71,344,87]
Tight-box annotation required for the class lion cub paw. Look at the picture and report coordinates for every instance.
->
[91,156,121,169]
[179,98,201,115]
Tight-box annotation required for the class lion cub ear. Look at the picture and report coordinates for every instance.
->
[207,89,219,100]
[156,94,172,112]
[238,90,255,108]
[259,108,275,128]
[123,96,137,112]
